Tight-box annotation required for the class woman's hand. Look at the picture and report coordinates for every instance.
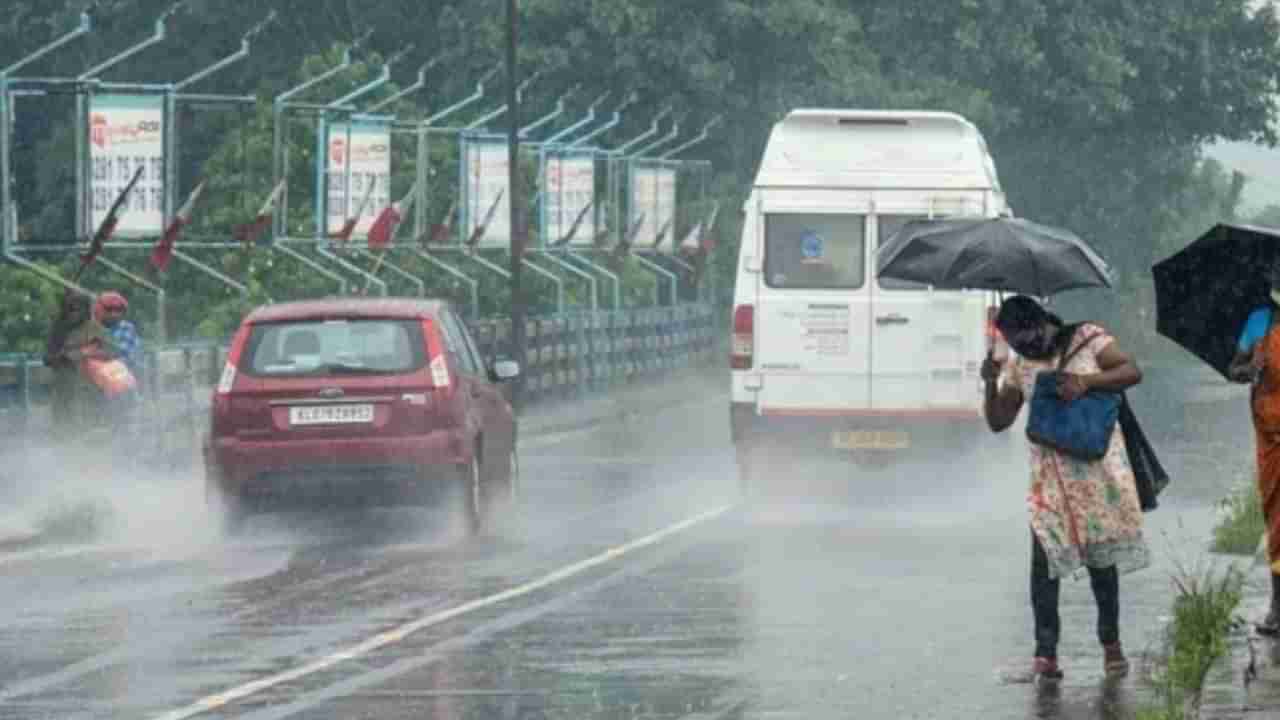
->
[1057,372,1091,403]
[980,352,1003,384]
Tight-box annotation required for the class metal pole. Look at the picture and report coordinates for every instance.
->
[633,252,678,307]
[466,71,540,131]
[464,249,511,278]
[2,13,92,76]
[521,255,564,315]
[566,250,621,310]
[76,11,172,82]
[569,92,637,149]
[422,66,499,126]
[508,0,527,401]
[273,47,357,239]
[353,247,424,297]
[366,54,446,113]
[318,244,387,296]
[633,118,681,159]
[96,255,167,345]
[537,250,597,312]
[661,116,722,159]
[273,242,347,295]
[414,249,480,319]
[1,249,95,299]
[0,85,10,255]
[172,249,253,298]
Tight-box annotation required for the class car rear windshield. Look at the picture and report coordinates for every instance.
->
[241,318,426,378]
[764,213,865,289]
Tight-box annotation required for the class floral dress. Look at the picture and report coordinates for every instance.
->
[1000,323,1150,580]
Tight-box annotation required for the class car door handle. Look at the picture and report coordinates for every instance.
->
[876,314,910,326]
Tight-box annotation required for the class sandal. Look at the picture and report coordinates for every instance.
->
[1032,656,1064,681]
[1103,642,1129,678]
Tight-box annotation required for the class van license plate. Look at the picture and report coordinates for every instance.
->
[831,430,910,450]
[289,404,374,426]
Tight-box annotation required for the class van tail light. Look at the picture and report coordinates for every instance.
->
[986,307,1009,361]
[420,319,452,391]
[212,324,252,434]
[731,305,754,370]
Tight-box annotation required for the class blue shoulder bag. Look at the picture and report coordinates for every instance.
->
[1024,330,1121,461]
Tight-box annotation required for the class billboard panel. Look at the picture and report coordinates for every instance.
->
[88,95,165,237]
[628,164,656,248]
[327,121,391,238]
[654,167,678,254]
[462,137,511,248]
[544,153,595,247]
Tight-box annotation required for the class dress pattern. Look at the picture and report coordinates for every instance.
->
[1001,324,1150,580]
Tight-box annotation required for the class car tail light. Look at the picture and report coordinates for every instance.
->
[212,324,251,434]
[419,319,452,390]
[731,305,754,370]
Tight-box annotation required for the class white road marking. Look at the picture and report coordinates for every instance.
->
[150,503,734,720]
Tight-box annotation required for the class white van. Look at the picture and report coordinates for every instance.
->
[730,109,1008,490]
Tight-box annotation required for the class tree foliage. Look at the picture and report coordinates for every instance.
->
[1,0,1278,352]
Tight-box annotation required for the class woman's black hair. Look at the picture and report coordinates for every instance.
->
[995,295,1063,334]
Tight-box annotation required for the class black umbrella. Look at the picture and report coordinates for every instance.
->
[1152,223,1280,380]
[876,217,1113,296]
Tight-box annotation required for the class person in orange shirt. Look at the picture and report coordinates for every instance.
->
[1229,262,1280,635]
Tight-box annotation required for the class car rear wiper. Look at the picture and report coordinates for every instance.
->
[321,362,387,375]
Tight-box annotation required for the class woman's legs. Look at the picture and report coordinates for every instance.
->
[1256,428,1280,632]
[1087,564,1120,646]
[1030,531,1059,659]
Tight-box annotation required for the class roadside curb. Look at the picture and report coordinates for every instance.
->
[1203,569,1277,718]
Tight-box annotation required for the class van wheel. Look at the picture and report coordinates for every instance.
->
[454,459,482,536]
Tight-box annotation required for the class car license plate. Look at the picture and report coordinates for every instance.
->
[289,403,374,426]
[831,430,910,450]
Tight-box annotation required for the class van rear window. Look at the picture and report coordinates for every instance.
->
[876,215,931,291]
[241,319,426,377]
[764,214,865,289]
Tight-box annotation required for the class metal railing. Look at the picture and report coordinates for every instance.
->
[0,303,719,461]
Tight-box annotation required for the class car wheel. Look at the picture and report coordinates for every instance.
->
[455,459,482,536]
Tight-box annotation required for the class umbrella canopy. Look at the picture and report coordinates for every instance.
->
[1152,223,1280,380]
[876,217,1112,297]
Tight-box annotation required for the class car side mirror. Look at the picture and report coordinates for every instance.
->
[491,359,520,382]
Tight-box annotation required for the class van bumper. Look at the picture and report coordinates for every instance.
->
[730,402,984,455]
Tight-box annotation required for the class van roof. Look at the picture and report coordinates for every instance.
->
[754,109,1002,191]
[246,297,449,324]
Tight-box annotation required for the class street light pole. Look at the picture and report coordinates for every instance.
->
[507,0,526,409]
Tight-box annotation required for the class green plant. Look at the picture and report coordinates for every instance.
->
[1141,556,1245,720]
[1212,480,1265,556]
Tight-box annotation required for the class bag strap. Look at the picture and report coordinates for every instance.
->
[1056,325,1107,371]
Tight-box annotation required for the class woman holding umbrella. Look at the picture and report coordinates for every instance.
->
[982,296,1149,681]
[879,216,1149,681]
[1228,261,1280,635]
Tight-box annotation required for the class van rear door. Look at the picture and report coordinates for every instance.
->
[753,210,871,412]
[870,214,986,414]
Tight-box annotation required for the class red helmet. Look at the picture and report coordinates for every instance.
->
[94,291,128,322]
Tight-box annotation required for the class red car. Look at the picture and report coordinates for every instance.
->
[203,298,520,534]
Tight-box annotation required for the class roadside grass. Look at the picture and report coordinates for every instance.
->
[1139,554,1245,720]
[1211,477,1265,556]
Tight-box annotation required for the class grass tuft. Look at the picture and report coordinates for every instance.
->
[1211,480,1265,556]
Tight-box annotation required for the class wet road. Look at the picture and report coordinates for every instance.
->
[0,378,1250,720]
